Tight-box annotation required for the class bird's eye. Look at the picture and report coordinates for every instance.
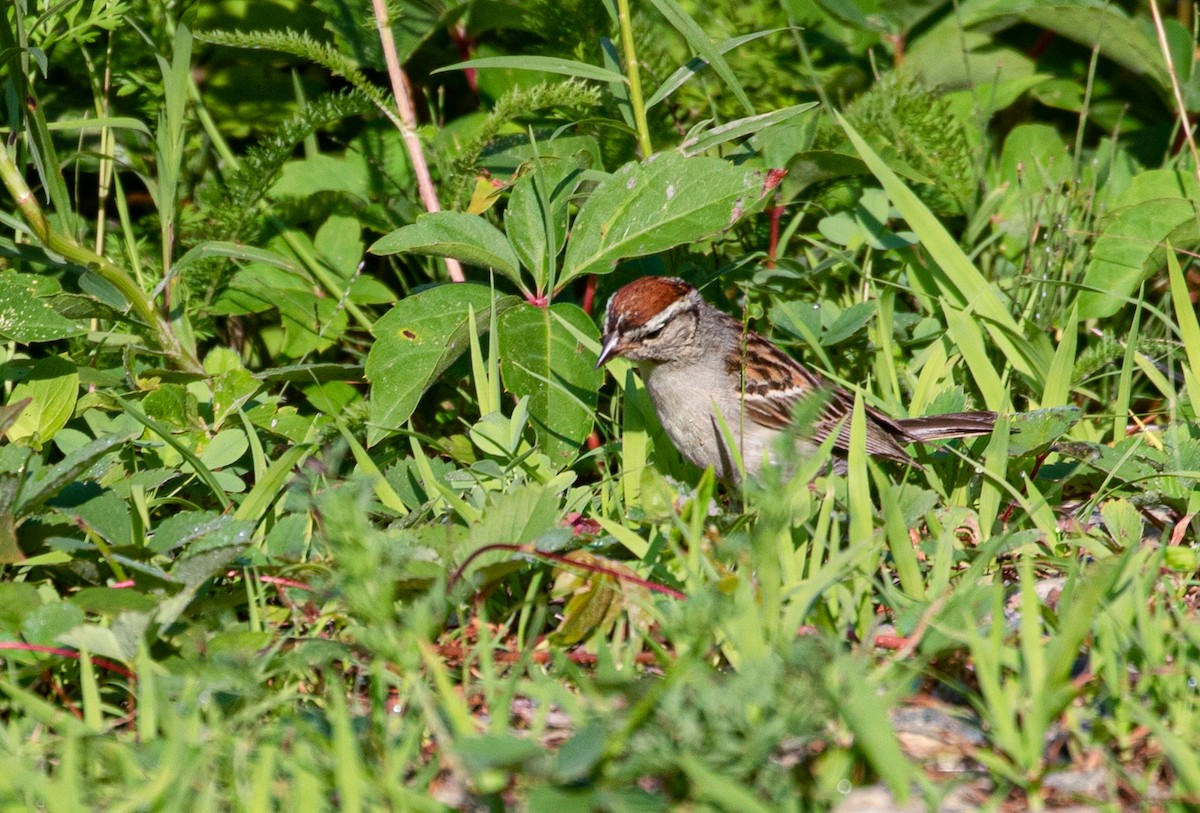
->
[642,324,665,340]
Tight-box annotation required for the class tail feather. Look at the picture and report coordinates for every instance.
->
[894,411,997,442]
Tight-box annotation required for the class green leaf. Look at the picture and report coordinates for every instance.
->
[646,29,784,109]
[549,572,620,647]
[837,112,1050,393]
[1100,499,1142,550]
[454,734,546,775]
[434,55,626,84]
[0,582,41,633]
[680,103,818,157]
[234,444,313,525]
[1167,246,1200,410]
[1005,406,1082,457]
[0,273,84,342]
[69,588,156,615]
[7,357,79,446]
[366,285,519,445]
[645,0,754,114]
[553,722,607,782]
[22,602,85,647]
[369,212,524,291]
[51,488,131,547]
[1019,4,1167,88]
[561,152,770,284]
[56,624,134,663]
[504,159,579,297]
[14,431,134,519]
[149,510,252,555]
[198,429,249,470]
[466,484,562,575]
[1079,171,1200,319]
[821,301,875,346]
[498,302,602,465]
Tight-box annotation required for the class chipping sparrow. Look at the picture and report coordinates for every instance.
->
[596,276,996,483]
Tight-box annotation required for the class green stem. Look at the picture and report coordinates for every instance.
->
[0,144,203,373]
[616,0,653,157]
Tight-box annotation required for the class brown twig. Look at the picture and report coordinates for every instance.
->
[1149,0,1200,184]
[370,0,465,283]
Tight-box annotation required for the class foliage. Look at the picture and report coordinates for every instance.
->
[2,0,1200,810]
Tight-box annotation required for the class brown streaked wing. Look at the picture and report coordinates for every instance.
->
[731,324,913,462]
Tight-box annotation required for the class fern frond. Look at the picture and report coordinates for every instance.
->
[198,28,395,121]
[837,74,979,217]
[196,88,378,243]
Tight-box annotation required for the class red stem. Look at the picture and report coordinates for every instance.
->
[449,543,686,600]
[0,641,136,680]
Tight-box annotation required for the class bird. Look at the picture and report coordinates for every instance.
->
[595,276,997,483]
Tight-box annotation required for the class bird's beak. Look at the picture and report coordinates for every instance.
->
[595,332,622,369]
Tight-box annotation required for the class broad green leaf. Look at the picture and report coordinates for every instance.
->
[498,302,602,465]
[370,212,524,291]
[553,722,607,782]
[454,734,546,776]
[22,602,85,647]
[7,357,79,446]
[172,241,306,279]
[1080,171,1200,319]
[467,483,561,556]
[366,284,519,445]
[52,488,130,547]
[69,588,156,615]
[561,152,770,284]
[314,214,363,277]
[549,569,621,646]
[56,624,133,663]
[477,134,602,180]
[1019,4,1167,88]
[198,429,249,470]
[15,431,135,519]
[1100,499,1143,550]
[1006,406,1082,457]
[150,510,252,555]
[0,273,84,343]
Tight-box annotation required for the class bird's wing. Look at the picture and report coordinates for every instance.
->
[732,326,912,462]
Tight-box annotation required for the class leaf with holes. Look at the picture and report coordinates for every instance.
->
[0,273,84,343]
[366,284,519,446]
[560,152,771,284]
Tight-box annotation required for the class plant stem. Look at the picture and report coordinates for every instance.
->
[370,0,466,283]
[616,0,654,157]
[1149,0,1200,185]
[0,143,203,373]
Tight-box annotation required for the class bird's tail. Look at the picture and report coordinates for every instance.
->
[894,411,997,442]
